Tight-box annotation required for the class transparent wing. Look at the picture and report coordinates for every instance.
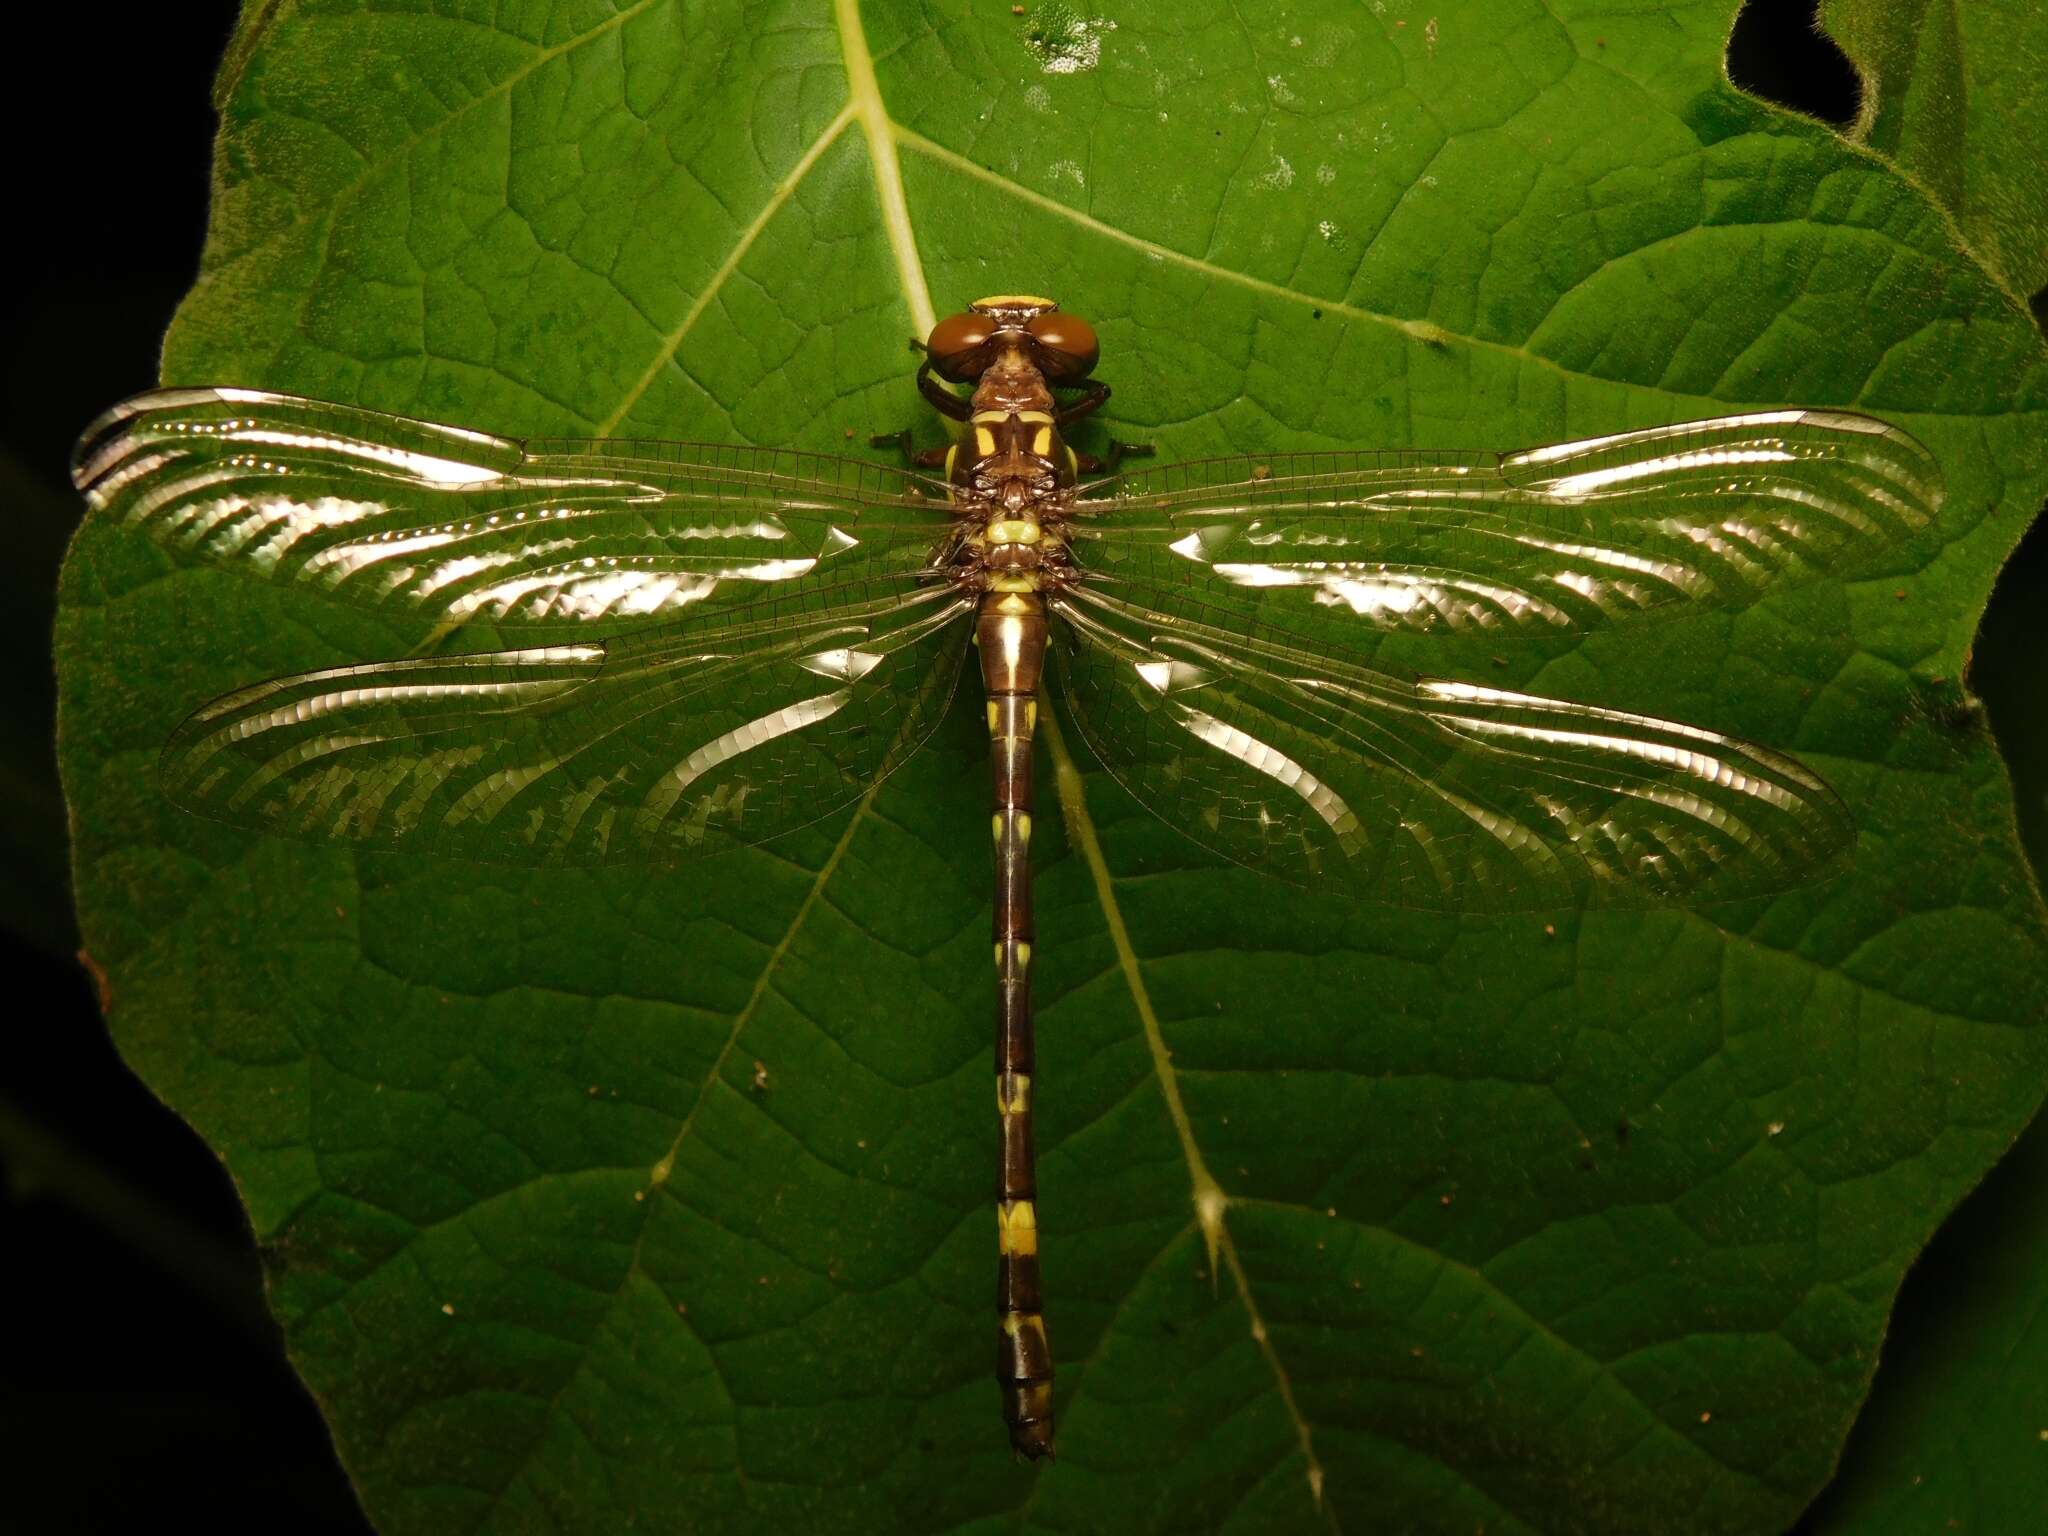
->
[163,579,974,866]
[1071,411,1940,634]
[1051,583,1850,911]
[73,387,956,630]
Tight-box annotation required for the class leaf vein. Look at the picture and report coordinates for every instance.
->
[1041,696,1334,1522]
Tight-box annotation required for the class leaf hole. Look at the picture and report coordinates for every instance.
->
[1724,0,1860,127]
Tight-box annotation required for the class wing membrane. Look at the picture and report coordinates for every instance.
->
[164,581,973,865]
[73,388,956,630]
[1073,411,1940,634]
[1051,583,1850,910]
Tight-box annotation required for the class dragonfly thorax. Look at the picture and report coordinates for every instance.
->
[960,407,1066,510]
[951,335,1075,512]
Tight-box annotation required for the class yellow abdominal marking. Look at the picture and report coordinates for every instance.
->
[1001,1312,1048,1349]
[1025,699,1038,731]
[998,1199,1039,1256]
[1017,941,1031,967]
[987,701,1002,734]
[998,1073,1033,1112]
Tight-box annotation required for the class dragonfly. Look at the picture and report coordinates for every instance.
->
[72,294,1941,1461]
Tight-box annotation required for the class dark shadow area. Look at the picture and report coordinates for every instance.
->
[1725,0,1861,126]
[0,8,372,1532]
[1978,503,2048,870]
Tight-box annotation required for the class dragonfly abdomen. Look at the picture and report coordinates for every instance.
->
[980,591,1054,1460]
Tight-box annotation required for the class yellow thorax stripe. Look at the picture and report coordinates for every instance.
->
[968,408,1056,425]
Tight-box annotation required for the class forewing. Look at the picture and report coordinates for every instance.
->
[1072,411,1940,634]
[163,582,974,865]
[1051,584,1851,911]
[73,387,955,631]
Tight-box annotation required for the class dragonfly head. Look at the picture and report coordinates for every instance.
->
[925,297,1099,383]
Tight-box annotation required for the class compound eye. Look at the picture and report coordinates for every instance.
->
[1026,311,1098,378]
[926,312,994,382]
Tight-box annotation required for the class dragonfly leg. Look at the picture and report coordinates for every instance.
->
[1074,438,1155,475]
[917,360,972,421]
[868,429,951,469]
[1053,379,1109,426]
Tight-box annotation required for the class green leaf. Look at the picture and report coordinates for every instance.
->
[54,2,2048,1531]
[1821,0,2048,302]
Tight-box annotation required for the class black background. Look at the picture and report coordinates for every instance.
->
[1,4,2040,1531]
